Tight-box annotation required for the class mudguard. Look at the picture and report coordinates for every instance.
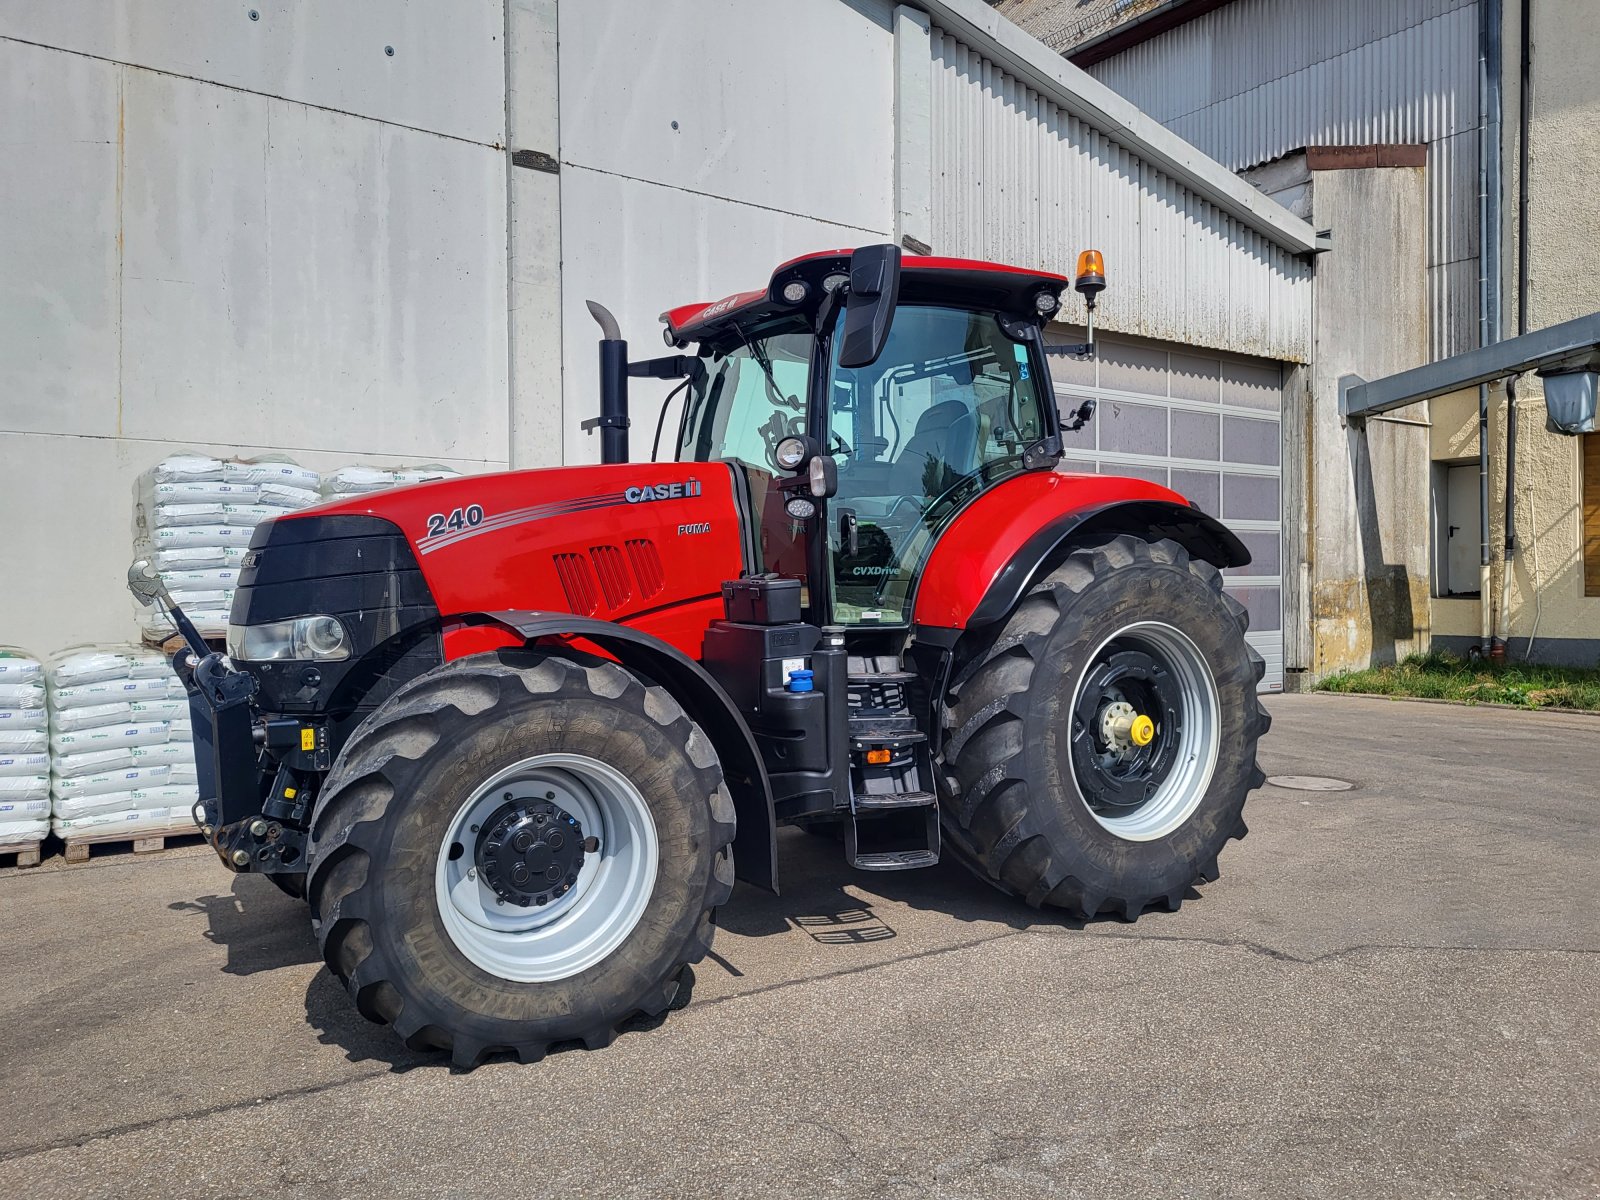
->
[460,609,779,894]
[913,471,1250,634]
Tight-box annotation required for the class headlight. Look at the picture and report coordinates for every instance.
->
[227,616,351,662]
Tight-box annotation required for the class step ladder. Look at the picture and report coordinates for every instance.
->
[843,661,940,871]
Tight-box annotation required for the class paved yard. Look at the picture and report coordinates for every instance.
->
[1,693,1596,1198]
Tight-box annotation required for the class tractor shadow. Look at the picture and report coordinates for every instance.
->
[170,874,433,1071]
[715,826,1202,944]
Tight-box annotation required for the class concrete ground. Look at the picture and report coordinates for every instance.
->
[0,693,1596,1198]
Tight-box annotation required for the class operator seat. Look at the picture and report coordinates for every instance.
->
[895,399,979,503]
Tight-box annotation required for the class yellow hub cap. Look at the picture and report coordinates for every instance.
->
[1129,714,1155,747]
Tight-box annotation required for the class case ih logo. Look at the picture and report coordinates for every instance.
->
[625,479,702,503]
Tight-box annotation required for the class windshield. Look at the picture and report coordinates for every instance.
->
[676,321,815,470]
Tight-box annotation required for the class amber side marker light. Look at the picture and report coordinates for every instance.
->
[865,748,892,765]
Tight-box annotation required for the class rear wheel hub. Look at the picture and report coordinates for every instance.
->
[476,800,587,908]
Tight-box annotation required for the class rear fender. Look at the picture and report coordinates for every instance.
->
[452,610,778,894]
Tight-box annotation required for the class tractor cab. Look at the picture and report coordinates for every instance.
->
[653,247,1096,628]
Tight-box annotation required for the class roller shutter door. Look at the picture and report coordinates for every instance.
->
[1045,331,1286,692]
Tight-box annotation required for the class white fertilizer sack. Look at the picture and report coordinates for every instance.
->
[48,649,148,688]
[392,464,462,484]
[0,777,48,802]
[0,649,43,685]
[50,678,171,709]
[154,502,227,527]
[0,683,44,708]
[167,761,198,785]
[0,796,49,818]
[0,752,50,778]
[0,730,46,754]
[325,465,397,492]
[52,764,171,799]
[150,454,224,484]
[152,524,253,550]
[129,742,195,769]
[223,459,321,489]
[53,807,194,838]
[51,722,170,756]
[168,720,193,739]
[50,702,134,732]
[54,784,198,820]
[51,746,136,777]
[146,481,260,505]
[129,699,187,722]
[0,708,47,731]
[221,504,281,527]
[163,569,239,593]
[258,483,321,508]
[0,817,48,842]
[154,546,228,570]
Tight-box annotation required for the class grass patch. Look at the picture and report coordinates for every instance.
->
[1316,650,1600,711]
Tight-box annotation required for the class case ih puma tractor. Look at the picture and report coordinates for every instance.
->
[131,245,1268,1069]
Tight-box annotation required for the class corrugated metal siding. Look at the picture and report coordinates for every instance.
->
[1086,0,1481,362]
[930,26,1312,363]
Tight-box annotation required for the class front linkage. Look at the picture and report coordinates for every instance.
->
[129,560,322,880]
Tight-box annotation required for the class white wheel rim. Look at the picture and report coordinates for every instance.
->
[1068,620,1221,842]
[434,753,659,983]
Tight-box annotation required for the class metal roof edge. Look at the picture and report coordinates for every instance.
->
[912,0,1321,256]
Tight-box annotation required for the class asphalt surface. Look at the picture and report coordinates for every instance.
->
[1,693,1596,1198]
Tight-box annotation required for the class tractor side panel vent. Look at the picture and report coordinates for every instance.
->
[625,538,664,598]
[589,544,632,610]
[553,553,598,616]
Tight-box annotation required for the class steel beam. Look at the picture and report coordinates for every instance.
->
[1340,311,1600,421]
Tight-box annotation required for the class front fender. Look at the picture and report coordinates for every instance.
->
[457,610,778,894]
[912,472,1250,632]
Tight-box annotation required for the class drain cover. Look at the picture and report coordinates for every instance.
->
[1267,775,1353,792]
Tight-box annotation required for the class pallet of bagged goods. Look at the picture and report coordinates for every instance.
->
[132,452,322,644]
[47,646,202,862]
[0,647,50,867]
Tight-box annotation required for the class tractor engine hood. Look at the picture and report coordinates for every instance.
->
[232,462,747,708]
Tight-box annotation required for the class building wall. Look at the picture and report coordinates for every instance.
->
[552,0,898,464]
[1306,164,1433,674]
[1080,0,1483,364]
[1484,0,1600,663]
[0,2,511,656]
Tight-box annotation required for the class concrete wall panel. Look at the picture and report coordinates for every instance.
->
[0,41,121,437]
[116,70,509,461]
[559,0,896,235]
[0,1,505,145]
[557,165,887,464]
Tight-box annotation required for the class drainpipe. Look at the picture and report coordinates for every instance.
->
[1492,0,1532,660]
[1478,0,1504,650]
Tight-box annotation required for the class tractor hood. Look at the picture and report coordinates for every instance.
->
[240,461,746,663]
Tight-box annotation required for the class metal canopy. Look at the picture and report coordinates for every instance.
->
[1340,311,1600,421]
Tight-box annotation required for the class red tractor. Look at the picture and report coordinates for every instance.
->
[132,245,1268,1068]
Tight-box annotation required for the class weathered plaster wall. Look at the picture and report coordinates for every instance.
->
[1308,165,1432,675]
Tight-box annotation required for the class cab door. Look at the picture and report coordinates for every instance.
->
[824,305,1052,626]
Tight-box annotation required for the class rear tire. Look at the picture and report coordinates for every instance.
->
[939,535,1269,918]
[305,649,735,1068]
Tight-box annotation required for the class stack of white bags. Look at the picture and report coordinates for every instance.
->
[0,648,50,847]
[321,463,461,504]
[47,647,200,843]
[134,453,323,637]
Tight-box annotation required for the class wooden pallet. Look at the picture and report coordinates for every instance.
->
[0,840,42,869]
[62,829,205,864]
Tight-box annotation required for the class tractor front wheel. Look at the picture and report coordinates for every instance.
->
[304,649,734,1068]
[939,535,1269,918]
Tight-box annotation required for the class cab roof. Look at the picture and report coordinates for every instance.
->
[661,249,1071,348]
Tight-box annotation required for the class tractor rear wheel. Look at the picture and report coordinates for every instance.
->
[304,649,734,1069]
[939,535,1268,918]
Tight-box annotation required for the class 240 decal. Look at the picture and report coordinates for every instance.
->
[425,506,485,538]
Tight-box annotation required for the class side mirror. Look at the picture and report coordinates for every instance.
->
[838,243,902,369]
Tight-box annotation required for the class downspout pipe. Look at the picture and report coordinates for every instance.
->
[1492,0,1532,659]
[1479,0,1504,651]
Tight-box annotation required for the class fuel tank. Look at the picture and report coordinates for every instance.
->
[287,461,746,658]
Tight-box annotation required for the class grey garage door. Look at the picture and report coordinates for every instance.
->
[1044,330,1285,692]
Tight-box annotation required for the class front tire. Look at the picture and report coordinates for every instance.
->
[305,649,735,1069]
[939,536,1269,918]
